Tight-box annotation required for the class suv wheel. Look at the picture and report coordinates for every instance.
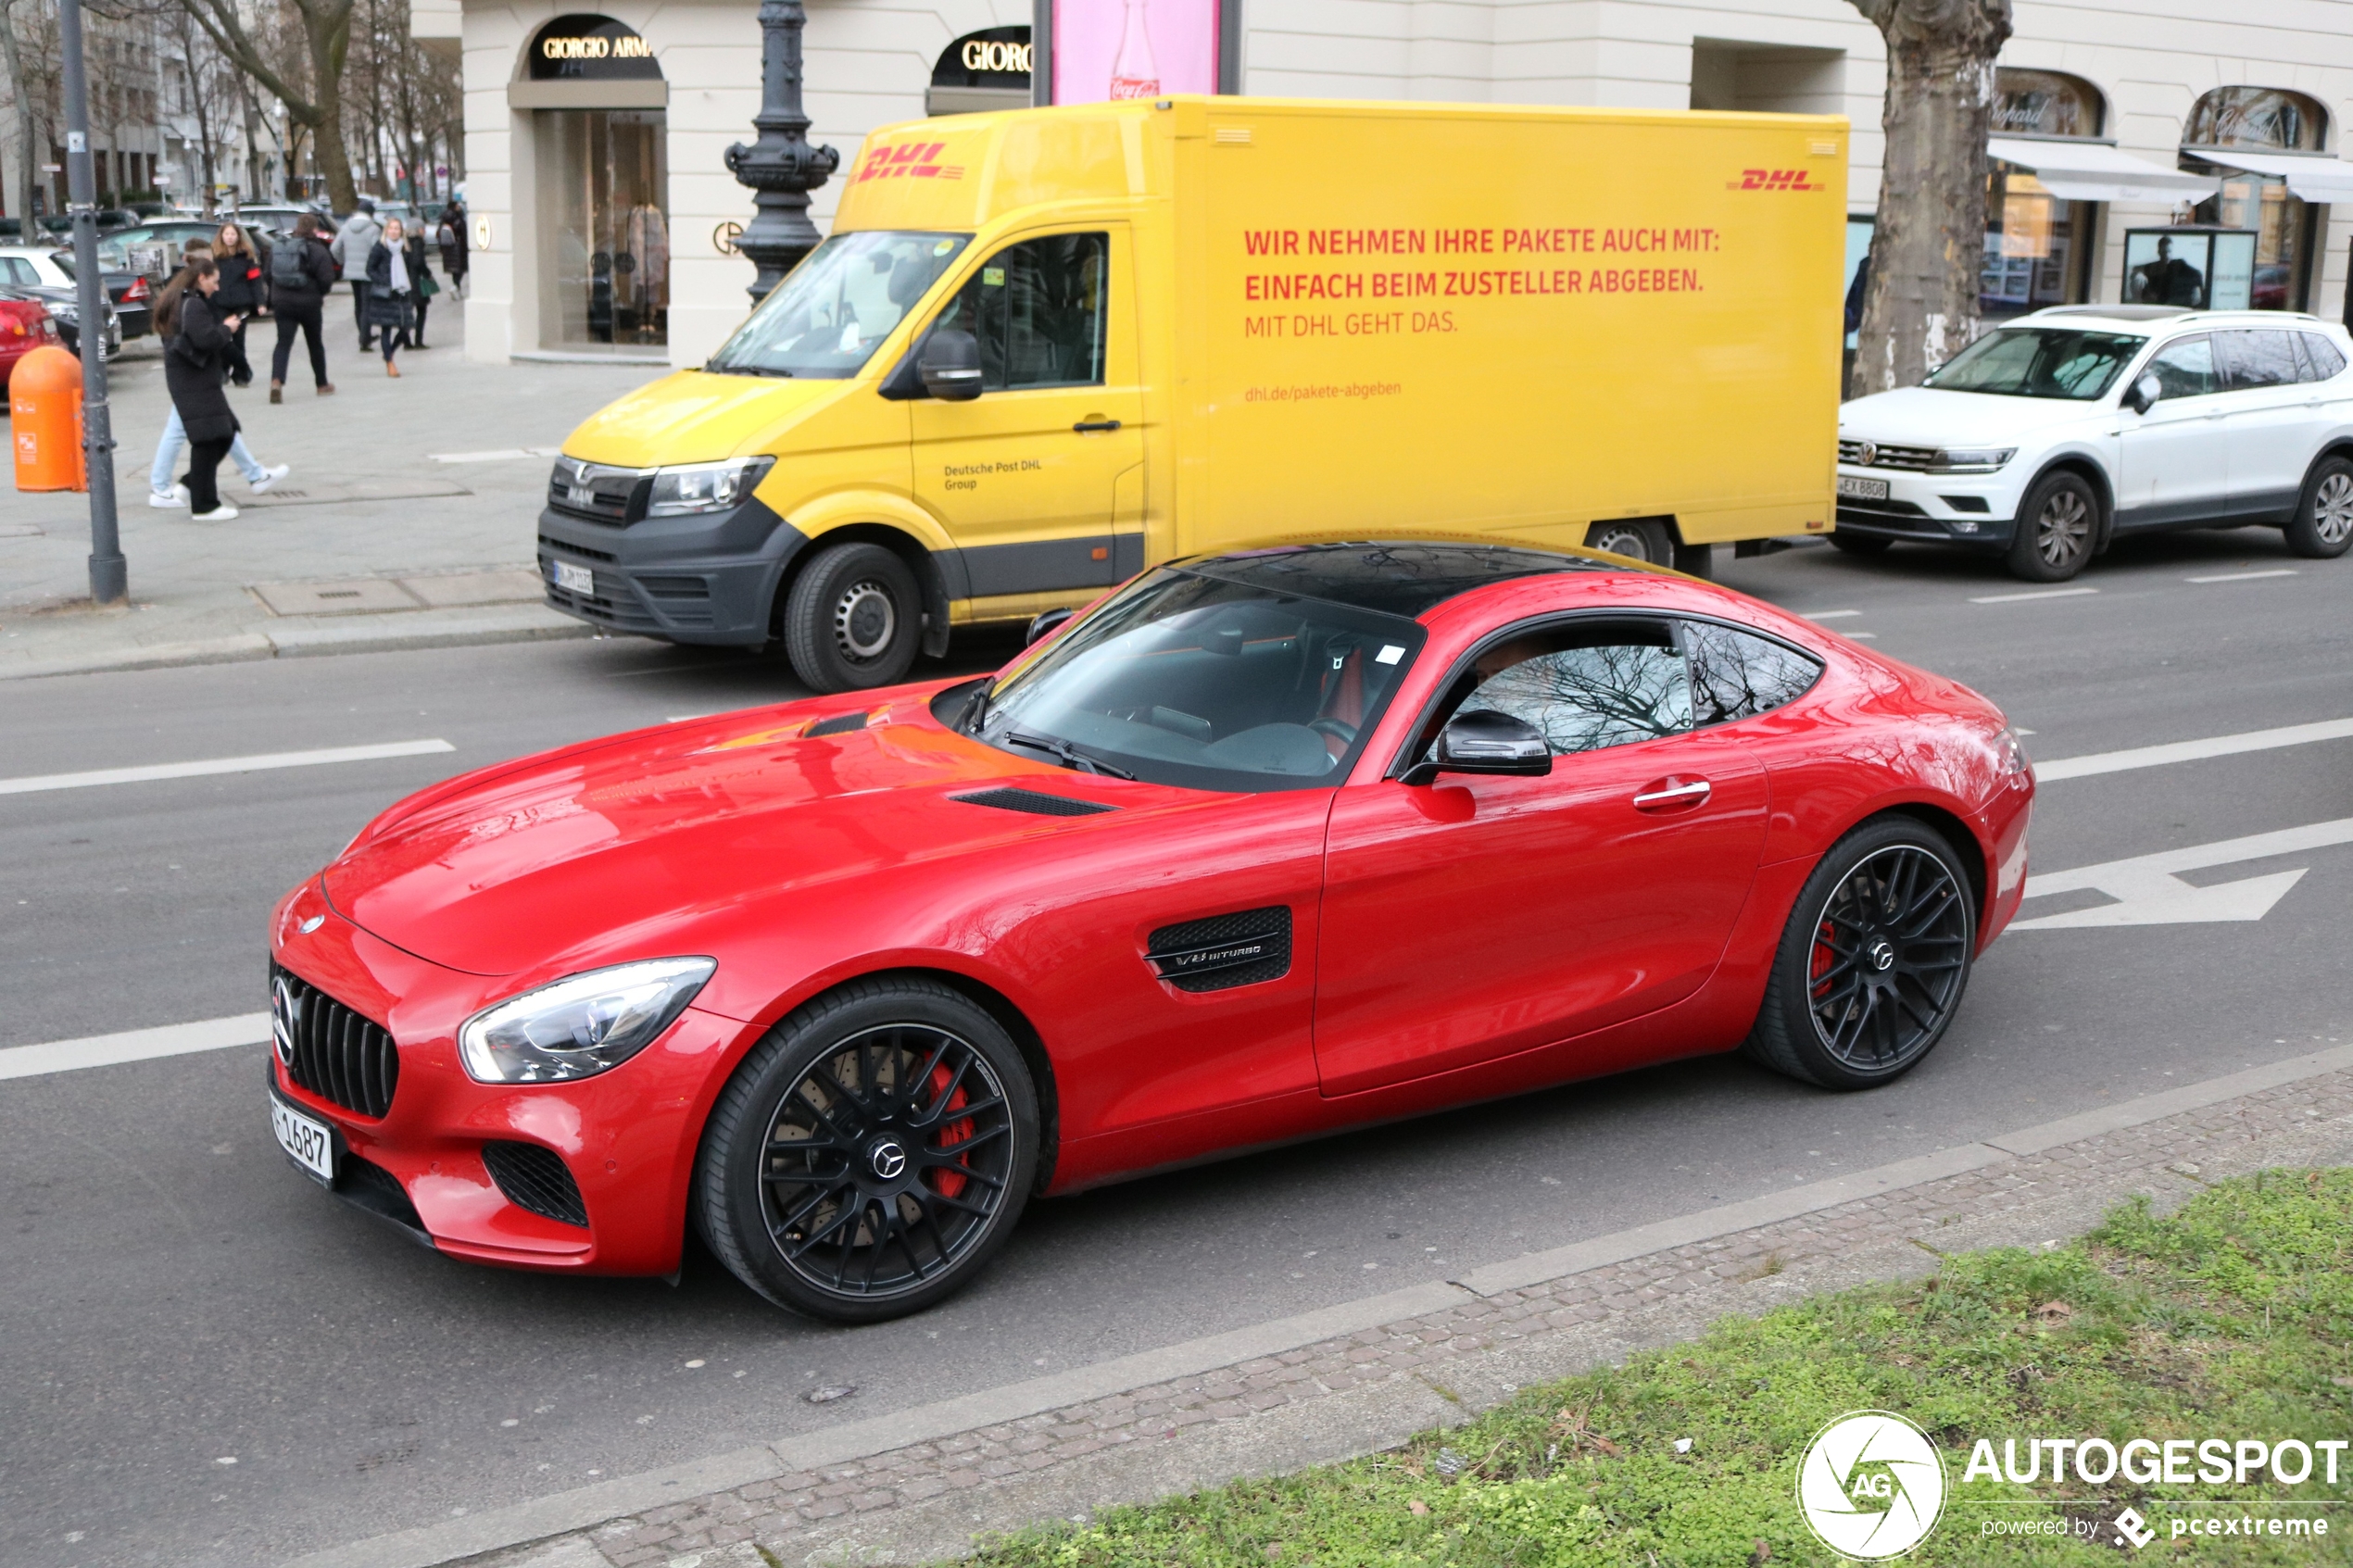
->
[782,542,922,693]
[2003,471,2098,583]
[2285,454,2353,558]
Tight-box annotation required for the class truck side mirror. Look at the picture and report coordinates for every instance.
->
[2123,372,2162,415]
[921,328,983,402]
[1399,709,1553,785]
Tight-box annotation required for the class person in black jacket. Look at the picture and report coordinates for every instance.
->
[163,258,245,521]
[211,220,268,385]
[268,212,337,401]
[364,217,422,375]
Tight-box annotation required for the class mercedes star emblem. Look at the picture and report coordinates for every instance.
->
[869,1139,908,1181]
[298,914,324,934]
[271,977,300,1065]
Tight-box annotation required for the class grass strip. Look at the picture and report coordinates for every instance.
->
[967,1168,2353,1565]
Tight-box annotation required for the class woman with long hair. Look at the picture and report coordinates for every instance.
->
[161,257,247,521]
[146,252,286,508]
[364,216,420,375]
[210,220,267,386]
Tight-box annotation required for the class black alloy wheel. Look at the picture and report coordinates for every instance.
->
[2003,470,2098,583]
[783,541,923,693]
[1743,818,1977,1090]
[696,978,1038,1322]
[2285,454,2353,558]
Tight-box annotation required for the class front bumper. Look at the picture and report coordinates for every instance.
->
[537,493,808,646]
[268,880,752,1275]
[1835,462,2019,549]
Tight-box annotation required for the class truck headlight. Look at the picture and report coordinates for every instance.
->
[644,457,774,518]
[1931,447,2015,473]
[458,958,716,1084]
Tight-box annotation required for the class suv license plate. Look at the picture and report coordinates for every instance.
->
[1837,475,1890,502]
[271,1096,337,1185]
[550,559,595,596]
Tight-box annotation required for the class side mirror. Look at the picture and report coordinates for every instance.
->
[2123,372,2162,415]
[1026,606,1073,646]
[1400,709,1552,785]
[920,327,983,401]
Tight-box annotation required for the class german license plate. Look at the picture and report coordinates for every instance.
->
[1837,475,1890,502]
[271,1095,337,1185]
[550,559,595,595]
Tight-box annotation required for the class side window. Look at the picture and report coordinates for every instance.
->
[1438,620,1692,759]
[2219,329,2299,390]
[1682,621,1823,726]
[2145,334,2219,399]
[2300,332,2348,382]
[937,232,1107,392]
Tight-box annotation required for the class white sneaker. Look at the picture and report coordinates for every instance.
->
[173,483,192,508]
[249,464,291,494]
[147,488,185,508]
[190,504,241,521]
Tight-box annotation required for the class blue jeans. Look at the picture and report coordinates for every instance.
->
[152,407,265,495]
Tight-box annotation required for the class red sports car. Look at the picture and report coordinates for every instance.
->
[268,542,2032,1321]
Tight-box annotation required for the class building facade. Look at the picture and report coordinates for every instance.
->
[413,0,2353,371]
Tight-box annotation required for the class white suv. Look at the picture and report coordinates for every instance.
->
[1834,307,2353,581]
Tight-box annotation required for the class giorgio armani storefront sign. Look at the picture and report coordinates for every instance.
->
[529,14,661,79]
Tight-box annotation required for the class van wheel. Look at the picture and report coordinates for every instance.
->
[783,543,922,693]
[1585,519,1674,564]
[2285,455,2353,558]
[2003,472,2098,582]
[1828,533,1892,556]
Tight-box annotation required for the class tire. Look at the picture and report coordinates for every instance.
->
[782,542,923,693]
[2285,454,2353,559]
[1741,817,1978,1091]
[1584,518,1675,565]
[1827,532,1892,557]
[693,976,1040,1323]
[2003,470,2099,582]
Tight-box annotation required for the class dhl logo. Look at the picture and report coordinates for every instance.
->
[1731,169,1824,192]
[854,141,966,183]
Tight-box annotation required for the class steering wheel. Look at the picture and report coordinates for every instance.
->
[1310,718,1358,746]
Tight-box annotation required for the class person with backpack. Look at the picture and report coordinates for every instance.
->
[269,211,337,401]
[436,201,469,297]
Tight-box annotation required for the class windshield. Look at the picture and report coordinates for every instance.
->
[965,569,1427,793]
[707,231,971,378]
[1924,328,2145,400]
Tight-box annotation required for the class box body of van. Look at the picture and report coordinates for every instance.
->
[540,96,1847,690]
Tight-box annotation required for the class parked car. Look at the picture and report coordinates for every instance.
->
[0,292,63,385]
[94,220,223,277]
[2,247,149,340]
[267,539,2034,1322]
[230,204,328,245]
[1834,306,2353,580]
[0,273,120,359]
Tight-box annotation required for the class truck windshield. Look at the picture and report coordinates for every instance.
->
[1923,328,2145,400]
[707,231,971,378]
[963,570,1426,794]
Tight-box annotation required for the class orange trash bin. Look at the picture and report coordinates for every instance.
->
[11,345,87,492]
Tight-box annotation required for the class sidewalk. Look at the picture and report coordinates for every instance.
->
[292,1040,2353,1568]
[0,312,667,680]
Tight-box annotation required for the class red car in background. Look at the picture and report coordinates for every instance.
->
[0,293,60,387]
[267,542,2034,1322]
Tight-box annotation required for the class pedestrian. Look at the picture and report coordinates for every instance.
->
[403,220,439,349]
[330,198,383,350]
[211,220,267,387]
[160,257,257,521]
[366,216,419,376]
[436,200,468,297]
[268,211,337,402]
[146,260,288,508]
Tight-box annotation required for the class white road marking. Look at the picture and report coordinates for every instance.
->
[2185,569,2297,583]
[0,739,453,797]
[2036,716,2353,782]
[0,1014,271,1082]
[1969,587,2099,604]
[2012,815,2353,929]
[1800,609,1864,621]
[428,446,561,465]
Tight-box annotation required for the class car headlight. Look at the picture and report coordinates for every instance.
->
[644,457,774,518]
[1995,723,2033,782]
[1931,447,2015,474]
[458,958,716,1084]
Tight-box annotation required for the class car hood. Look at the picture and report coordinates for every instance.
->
[320,691,1138,979]
[562,370,849,469]
[1839,385,2103,448]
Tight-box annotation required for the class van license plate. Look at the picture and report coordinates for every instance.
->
[271,1096,337,1185]
[1837,475,1890,502]
[550,560,595,595]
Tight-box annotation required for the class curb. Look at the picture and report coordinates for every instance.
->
[283,1040,2353,1568]
[0,606,592,681]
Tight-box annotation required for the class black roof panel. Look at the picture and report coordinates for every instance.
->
[1181,541,1617,619]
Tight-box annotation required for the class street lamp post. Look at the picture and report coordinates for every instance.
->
[724,0,839,304]
[57,0,126,606]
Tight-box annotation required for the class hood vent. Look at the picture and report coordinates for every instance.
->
[1148,907,1292,992]
[806,710,870,738]
[952,786,1116,818]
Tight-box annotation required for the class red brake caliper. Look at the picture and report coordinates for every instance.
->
[925,1063,973,1199]
[1809,920,1838,1000]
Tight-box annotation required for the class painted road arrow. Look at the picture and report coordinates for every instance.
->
[2012,815,2353,929]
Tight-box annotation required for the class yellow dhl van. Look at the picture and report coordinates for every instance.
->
[541,95,1848,691]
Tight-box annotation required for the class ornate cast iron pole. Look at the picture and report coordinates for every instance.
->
[724,0,840,303]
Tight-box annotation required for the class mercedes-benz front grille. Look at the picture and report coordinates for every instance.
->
[547,457,647,524]
[272,964,399,1118]
[1838,440,1941,471]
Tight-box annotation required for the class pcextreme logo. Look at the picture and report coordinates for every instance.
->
[853,141,966,183]
[1797,1411,1948,1560]
[1730,168,1827,192]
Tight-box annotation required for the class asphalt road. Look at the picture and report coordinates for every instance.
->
[4,528,2351,1568]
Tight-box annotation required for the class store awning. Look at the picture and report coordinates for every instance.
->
[2191,147,2353,203]
[1986,137,2219,204]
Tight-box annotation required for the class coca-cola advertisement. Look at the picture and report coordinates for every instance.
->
[1051,0,1221,104]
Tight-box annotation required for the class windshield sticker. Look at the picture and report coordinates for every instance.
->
[1376,644,1405,664]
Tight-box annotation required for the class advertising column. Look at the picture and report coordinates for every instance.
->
[1038,0,1239,105]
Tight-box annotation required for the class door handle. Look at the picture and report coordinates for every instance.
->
[1073,419,1122,433]
[1632,778,1711,810]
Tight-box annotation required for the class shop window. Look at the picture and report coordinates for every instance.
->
[1982,168,2090,321]
[535,108,668,348]
[2176,87,2328,312]
[1993,69,2103,139]
[2184,87,2326,153]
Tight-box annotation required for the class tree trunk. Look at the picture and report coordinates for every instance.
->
[305,6,357,209]
[0,0,37,224]
[1846,0,2012,397]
